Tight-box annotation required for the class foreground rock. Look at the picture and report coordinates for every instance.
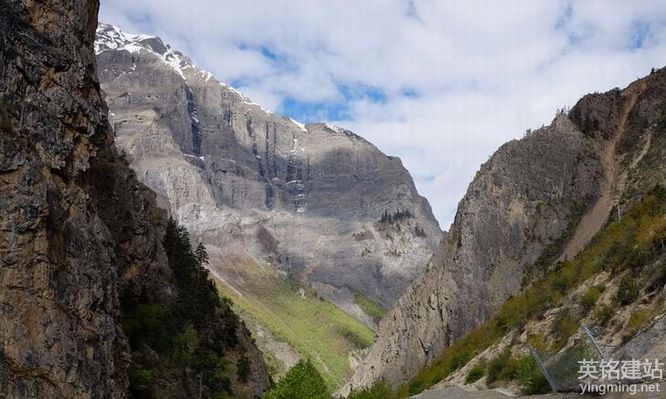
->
[0,2,269,397]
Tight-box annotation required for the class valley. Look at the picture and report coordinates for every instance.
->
[1,2,664,398]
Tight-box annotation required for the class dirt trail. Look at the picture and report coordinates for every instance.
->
[560,84,645,261]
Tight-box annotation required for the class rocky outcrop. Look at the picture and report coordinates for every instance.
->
[0,2,268,398]
[344,68,666,393]
[95,24,442,316]
[342,115,602,393]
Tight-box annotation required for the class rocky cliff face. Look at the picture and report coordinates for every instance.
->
[0,2,268,398]
[344,68,666,393]
[94,24,442,320]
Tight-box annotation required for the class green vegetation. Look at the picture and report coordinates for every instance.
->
[347,381,393,399]
[622,303,666,342]
[592,304,614,326]
[378,185,666,398]
[624,309,650,341]
[379,209,414,224]
[354,292,387,322]
[265,360,329,399]
[514,356,551,394]
[217,258,374,388]
[580,286,602,313]
[551,308,577,351]
[524,202,585,285]
[486,348,514,383]
[122,218,245,398]
[480,349,550,395]
[616,274,639,305]
[464,361,486,384]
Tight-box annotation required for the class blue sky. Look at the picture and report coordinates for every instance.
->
[100,0,666,228]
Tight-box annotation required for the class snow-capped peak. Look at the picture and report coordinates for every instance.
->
[95,23,155,54]
[95,24,299,122]
[324,123,345,134]
[323,123,368,143]
[96,23,190,79]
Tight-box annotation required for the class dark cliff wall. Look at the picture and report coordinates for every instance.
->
[0,1,269,397]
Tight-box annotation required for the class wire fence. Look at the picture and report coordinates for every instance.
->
[531,334,603,392]
[530,314,666,393]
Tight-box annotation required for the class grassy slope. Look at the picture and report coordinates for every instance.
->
[353,292,387,323]
[214,258,374,389]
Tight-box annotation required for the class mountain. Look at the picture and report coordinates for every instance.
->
[94,23,441,313]
[343,68,666,395]
[94,24,442,384]
[0,2,269,398]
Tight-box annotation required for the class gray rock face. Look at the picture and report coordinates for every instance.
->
[613,314,666,365]
[342,115,603,392]
[0,3,268,398]
[344,69,666,393]
[95,24,442,312]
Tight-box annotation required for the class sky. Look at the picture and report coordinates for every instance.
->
[100,0,666,229]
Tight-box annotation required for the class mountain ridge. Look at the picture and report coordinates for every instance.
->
[95,22,443,385]
[342,67,666,396]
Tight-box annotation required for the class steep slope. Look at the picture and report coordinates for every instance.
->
[411,185,665,396]
[94,24,442,382]
[95,24,441,314]
[0,2,268,398]
[344,68,666,395]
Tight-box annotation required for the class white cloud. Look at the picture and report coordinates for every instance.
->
[100,0,666,227]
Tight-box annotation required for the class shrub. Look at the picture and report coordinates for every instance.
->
[347,380,393,399]
[615,274,639,306]
[593,304,614,326]
[486,348,515,383]
[551,308,577,351]
[527,334,548,353]
[465,361,486,384]
[515,355,551,394]
[265,360,329,399]
[624,309,651,341]
[580,286,602,313]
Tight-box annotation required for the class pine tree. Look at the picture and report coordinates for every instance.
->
[195,242,209,265]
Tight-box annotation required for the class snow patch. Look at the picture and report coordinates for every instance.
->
[215,82,272,115]
[289,118,307,132]
[96,24,279,121]
[96,24,188,79]
[324,123,344,134]
[162,51,186,79]
[95,23,154,54]
[242,99,273,115]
